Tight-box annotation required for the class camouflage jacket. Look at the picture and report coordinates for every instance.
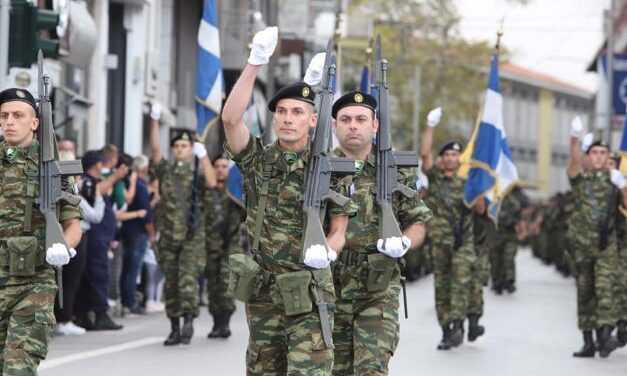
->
[204,187,245,255]
[153,159,206,242]
[225,136,356,274]
[0,140,81,286]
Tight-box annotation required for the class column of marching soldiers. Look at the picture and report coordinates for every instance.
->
[2,25,627,376]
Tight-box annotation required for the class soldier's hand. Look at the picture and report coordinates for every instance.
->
[193,142,208,159]
[580,132,594,152]
[150,102,162,121]
[248,26,279,66]
[610,169,626,189]
[304,244,336,269]
[570,116,584,139]
[377,236,411,258]
[46,243,75,266]
[427,107,442,128]
[303,52,326,86]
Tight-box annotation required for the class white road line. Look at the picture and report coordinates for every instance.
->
[39,337,163,370]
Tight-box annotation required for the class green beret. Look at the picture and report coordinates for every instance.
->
[268,82,315,112]
[439,141,463,156]
[332,91,377,119]
[170,128,196,147]
[0,88,37,113]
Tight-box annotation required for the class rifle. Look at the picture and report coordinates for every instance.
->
[372,36,419,319]
[301,39,355,349]
[37,51,83,309]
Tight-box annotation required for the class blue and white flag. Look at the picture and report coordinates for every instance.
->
[464,53,519,221]
[196,0,223,139]
[359,66,369,93]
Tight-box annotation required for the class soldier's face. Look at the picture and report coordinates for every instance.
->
[334,106,378,153]
[214,158,230,182]
[0,101,38,147]
[587,146,609,170]
[606,158,618,170]
[172,140,193,161]
[273,99,316,147]
[441,150,461,171]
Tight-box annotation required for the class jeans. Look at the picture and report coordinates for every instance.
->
[120,233,148,308]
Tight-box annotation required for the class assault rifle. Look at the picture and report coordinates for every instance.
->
[37,51,83,308]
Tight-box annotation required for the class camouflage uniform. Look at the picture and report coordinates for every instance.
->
[0,141,81,375]
[469,213,490,316]
[331,150,432,376]
[226,136,355,376]
[490,190,524,291]
[153,159,207,319]
[568,170,622,330]
[424,168,475,327]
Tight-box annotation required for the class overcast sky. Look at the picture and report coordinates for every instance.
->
[455,0,610,92]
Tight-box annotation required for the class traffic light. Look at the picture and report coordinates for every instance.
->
[9,0,60,68]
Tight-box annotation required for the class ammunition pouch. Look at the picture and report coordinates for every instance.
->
[227,253,262,302]
[276,270,313,316]
[366,253,397,292]
[1,237,41,277]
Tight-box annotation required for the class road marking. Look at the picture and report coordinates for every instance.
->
[39,337,163,370]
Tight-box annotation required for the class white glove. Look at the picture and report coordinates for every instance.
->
[193,142,207,159]
[304,244,335,269]
[611,169,626,189]
[248,26,279,66]
[376,236,411,258]
[150,102,162,121]
[303,52,326,86]
[581,133,594,152]
[570,116,584,139]
[46,243,75,267]
[427,107,442,128]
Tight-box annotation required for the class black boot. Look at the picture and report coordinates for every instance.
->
[467,314,485,342]
[492,281,503,295]
[617,321,627,347]
[449,320,464,347]
[437,324,453,350]
[572,330,595,358]
[504,280,516,294]
[92,312,123,331]
[164,317,181,346]
[180,314,195,345]
[597,325,619,358]
[208,313,232,339]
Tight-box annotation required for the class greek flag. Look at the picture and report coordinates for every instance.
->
[196,0,223,139]
[359,66,369,93]
[464,53,519,220]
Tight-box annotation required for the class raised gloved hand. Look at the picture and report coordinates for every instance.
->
[46,243,76,267]
[611,169,626,189]
[248,26,279,66]
[150,102,162,121]
[581,133,594,152]
[303,244,336,269]
[303,53,326,86]
[193,142,207,159]
[376,236,411,258]
[427,107,442,128]
[570,116,584,139]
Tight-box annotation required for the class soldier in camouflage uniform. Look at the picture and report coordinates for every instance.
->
[149,106,217,346]
[329,91,432,375]
[0,88,82,375]
[204,156,245,339]
[421,108,486,350]
[222,27,355,375]
[567,116,627,358]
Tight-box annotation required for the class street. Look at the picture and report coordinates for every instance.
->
[40,249,627,376]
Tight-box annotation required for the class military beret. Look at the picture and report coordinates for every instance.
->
[82,150,103,171]
[268,82,315,112]
[170,128,196,147]
[586,140,610,154]
[332,91,377,119]
[0,88,37,113]
[439,141,463,156]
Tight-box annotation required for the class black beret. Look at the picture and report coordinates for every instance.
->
[170,128,196,147]
[0,88,37,113]
[586,140,610,154]
[82,150,103,171]
[438,141,463,156]
[332,91,377,119]
[268,82,315,112]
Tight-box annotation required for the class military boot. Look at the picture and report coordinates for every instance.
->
[467,314,485,342]
[208,313,232,339]
[572,330,595,358]
[449,320,464,347]
[437,324,453,351]
[180,314,195,345]
[164,317,181,346]
[597,325,619,358]
[616,321,627,347]
[504,280,516,294]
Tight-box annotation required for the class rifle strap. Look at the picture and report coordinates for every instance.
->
[252,154,274,253]
[23,180,36,233]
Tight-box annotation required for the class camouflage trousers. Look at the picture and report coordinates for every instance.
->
[158,236,206,318]
[616,247,627,323]
[489,236,517,286]
[432,242,476,326]
[206,251,235,317]
[0,282,56,376]
[245,284,334,376]
[468,252,484,317]
[474,242,491,287]
[573,245,618,330]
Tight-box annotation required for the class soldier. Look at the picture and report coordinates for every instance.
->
[420,107,486,350]
[149,104,217,346]
[568,117,627,358]
[327,90,431,375]
[0,88,82,374]
[221,27,355,375]
[204,155,244,339]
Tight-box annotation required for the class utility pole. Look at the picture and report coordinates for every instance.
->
[605,0,615,145]
[412,66,421,151]
[0,0,10,89]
